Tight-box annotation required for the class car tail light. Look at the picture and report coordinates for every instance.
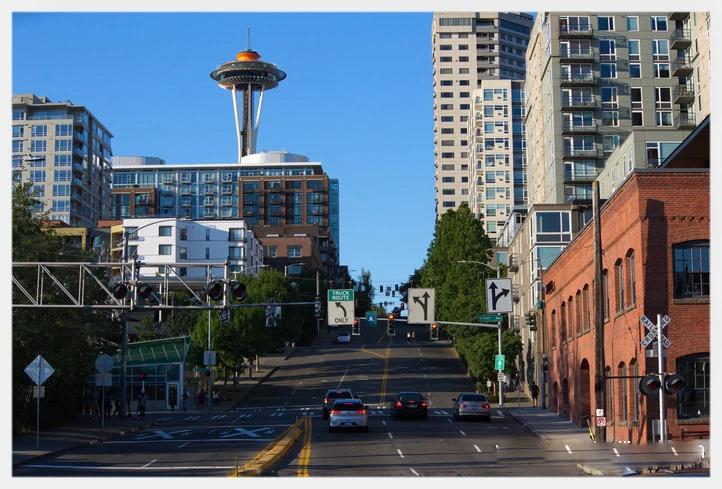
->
[356,409,366,415]
[421,402,427,407]
[330,409,340,415]
[482,403,490,409]
[324,398,329,404]
[459,403,468,408]
[396,401,402,407]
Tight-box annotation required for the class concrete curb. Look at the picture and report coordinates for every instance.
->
[236,428,304,476]
[508,412,551,441]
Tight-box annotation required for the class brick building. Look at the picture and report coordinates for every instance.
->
[541,169,709,443]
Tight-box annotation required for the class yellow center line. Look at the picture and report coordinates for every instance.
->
[296,416,311,477]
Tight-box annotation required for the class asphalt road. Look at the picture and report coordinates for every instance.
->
[15,323,590,477]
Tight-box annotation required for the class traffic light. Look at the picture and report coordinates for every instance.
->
[542,355,549,373]
[139,372,146,381]
[352,318,360,336]
[525,312,537,331]
[665,373,687,395]
[395,284,399,292]
[315,297,323,318]
[206,280,224,301]
[430,322,439,340]
[111,283,128,300]
[137,282,155,301]
[380,286,384,292]
[392,290,396,297]
[639,373,662,396]
[387,314,395,336]
[400,303,405,311]
[229,281,247,301]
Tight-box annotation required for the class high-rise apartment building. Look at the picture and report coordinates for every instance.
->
[432,12,533,220]
[12,94,113,227]
[111,151,340,283]
[524,12,711,206]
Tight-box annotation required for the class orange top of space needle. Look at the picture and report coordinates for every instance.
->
[236,49,261,62]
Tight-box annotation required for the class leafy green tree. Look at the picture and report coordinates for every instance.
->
[12,182,116,433]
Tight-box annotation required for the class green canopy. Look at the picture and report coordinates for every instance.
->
[111,336,191,367]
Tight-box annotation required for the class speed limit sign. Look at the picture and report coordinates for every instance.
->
[596,416,607,427]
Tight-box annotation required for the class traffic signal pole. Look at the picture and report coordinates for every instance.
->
[657,314,666,442]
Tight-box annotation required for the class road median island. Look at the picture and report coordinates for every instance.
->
[232,416,308,477]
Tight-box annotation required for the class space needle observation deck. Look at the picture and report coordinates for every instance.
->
[210,46,287,162]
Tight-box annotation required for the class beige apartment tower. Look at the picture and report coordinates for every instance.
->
[432,12,533,221]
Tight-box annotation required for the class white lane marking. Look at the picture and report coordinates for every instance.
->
[105,438,276,444]
[382,420,387,426]
[388,433,394,439]
[22,464,237,471]
[495,445,499,450]
[424,374,427,378]
[447,418,453,423]
[474,445,481,452]
[208,429,217,434]
[613,448,621,457]
[397,449,404,458]
[459,430,467,436]
[565,445,573,454]
[496,410,504,417]
[410,468,420,476]
[338,366,349,387]
[177,442,190,449]
[291,388,297,395]
[672,447,679,456]
[142,459,157,468]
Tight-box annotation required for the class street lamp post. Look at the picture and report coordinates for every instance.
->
[284,262,305,277]
[458,260,505,407]
[120,217,188,419]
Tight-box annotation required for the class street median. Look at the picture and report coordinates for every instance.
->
[231,415,308,476]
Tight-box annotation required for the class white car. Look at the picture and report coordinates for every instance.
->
[336,331,351,344]
[328,399,369,432]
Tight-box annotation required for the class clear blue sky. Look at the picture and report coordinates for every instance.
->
[11,11,437,299]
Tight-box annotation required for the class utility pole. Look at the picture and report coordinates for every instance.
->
[592,181,606,442]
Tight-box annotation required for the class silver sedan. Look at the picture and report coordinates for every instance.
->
[452,393,491,422]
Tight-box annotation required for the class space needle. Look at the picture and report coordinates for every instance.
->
[210,34,287,162]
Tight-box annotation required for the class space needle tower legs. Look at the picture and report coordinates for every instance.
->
[211,35,286,162]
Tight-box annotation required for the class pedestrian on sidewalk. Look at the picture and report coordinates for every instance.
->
[169,390,177,412]
[182,389,189,412]
[196,389,206,410]
[530,382,539,407]
[212,387,220,409]
[137,391,147,418]
[103,390,113,420]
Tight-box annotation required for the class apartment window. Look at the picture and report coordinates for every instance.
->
[619,363,628,421]
[442,189,456,195]
[439,68,452,74]
[598,16,614,31]
[582,285,591,332]
[627,16,638,31]
[179,228,187,241]
[566,296,575,339]
[602,270,610,321]
[56,124,72,136]
[55,139,72,152]
[630,63,641,78]
[179,247,188,260]
[439,44,452,50]
[159,226,172,237]
[441,140,454,146]
[29,170,46,183]
[441,152,454,159]
[632,111,643,126]
[673,240,710,298]
[656,111,673,126]
[52,199,69,212]
[442,176,455,183]
[31,125,48,137]
[12,126,24,138]
[441,116,453,122]
[440,92,453,98]
[229,228,245,241]
[459,80,469,86]
[460,104,470,110]
[205,247,210,260]
[628,40,640,61]
[459,56,469,62]
[206,229,211,241]
[652,39,669,61]
[560,302,567,341]
[602,111,619,126]
[601,87,618,109]
[614,259,625,312]
[439,33,451,39]
[551,310,557,348]
[676,353,710,419]
[288,246,302,258]
[440,104,453,110]
[653,63,670,78]
[458,44,468,50]
[650,16,667,31]
[268,246,277,258]
[630,88,642,109]
[459,68,470,74]
[626,251,636,307]
[441,164,454,171]
[228,247,243,260]
[12,141,23,153]
[600,63,617,78]
[599,40,616,61]
[439,56,452,62]
[159,245,172,255]
[440,80,453,86]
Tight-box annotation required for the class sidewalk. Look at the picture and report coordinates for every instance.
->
[12,346,297,469]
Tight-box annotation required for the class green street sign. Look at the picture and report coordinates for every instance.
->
[478,314,503,322]
[328,289,354,302]
[495,354,505,371]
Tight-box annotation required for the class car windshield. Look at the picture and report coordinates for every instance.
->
[462,394,487,402]
[399,393,424,402]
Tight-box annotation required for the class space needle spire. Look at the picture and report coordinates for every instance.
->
[210,30,287,162]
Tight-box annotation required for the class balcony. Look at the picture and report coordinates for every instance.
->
[560,72,596,85]
[180,174,192,184]
[673,83,695,104]
[561,95,596,109]
[562,147,599,159]
[668,12,689,21]
[221,197,233,206]
[675,112,696,129]
[670,28,692,49]
[204,186,215,195]
[221,173,233,183]
[564,168,598,182]
[203,198,215,206]
[221,185,233,194]
[558,24,593,37]
[562,121,598,134]
[72,163,84,173]
[512,284,520,303]
[72,147,88,159]
[671,54,693,76]
[180,186,191,195]
[559,47,595,61]
[181,199,191,207]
